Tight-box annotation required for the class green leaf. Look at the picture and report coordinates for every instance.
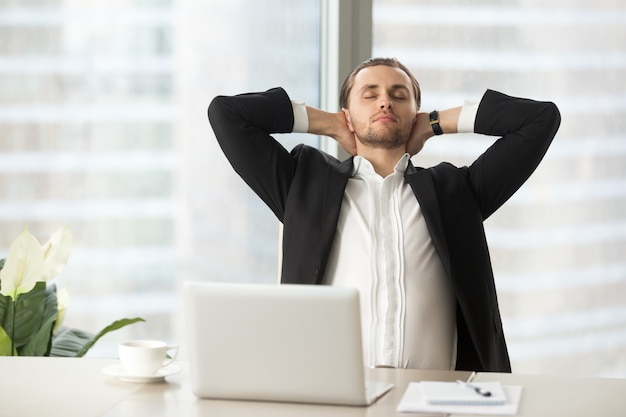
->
[76,317,145,357]
[0,326,14,356]
[50,317,145,357]
[42,284,59,331]
[10,282,47,348]
[0,292,10,331]
[19,313,57,356]
[50,326,94,357]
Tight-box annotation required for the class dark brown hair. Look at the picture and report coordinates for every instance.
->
[339,57,421,110]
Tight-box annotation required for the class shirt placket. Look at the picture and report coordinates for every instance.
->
[371,172,404,367]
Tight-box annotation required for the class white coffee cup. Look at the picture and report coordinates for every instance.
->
[119,340,179,375]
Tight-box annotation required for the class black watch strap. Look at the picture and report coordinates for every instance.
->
[429,110,444,135]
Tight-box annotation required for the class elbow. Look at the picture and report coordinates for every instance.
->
[538,101,561,141]
[546,101,562,135]
[208,95,229,125]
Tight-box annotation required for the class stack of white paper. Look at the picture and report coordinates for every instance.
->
[397,381,522,415]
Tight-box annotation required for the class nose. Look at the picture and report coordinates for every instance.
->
[377,91,394,109]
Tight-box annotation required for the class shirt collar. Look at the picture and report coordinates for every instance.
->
[352,153,411,177]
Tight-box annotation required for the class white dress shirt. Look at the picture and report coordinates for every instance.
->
[292,100,478,369]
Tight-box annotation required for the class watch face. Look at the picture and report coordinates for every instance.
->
[429,111,443,135]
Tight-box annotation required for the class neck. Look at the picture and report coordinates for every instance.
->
[355,145,406,177]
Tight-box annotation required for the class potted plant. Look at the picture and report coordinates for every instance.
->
[0,226,144,356]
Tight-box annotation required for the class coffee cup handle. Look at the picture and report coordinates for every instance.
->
[163,345,179,367]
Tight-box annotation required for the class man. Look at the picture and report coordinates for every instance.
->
[208,57,561,372]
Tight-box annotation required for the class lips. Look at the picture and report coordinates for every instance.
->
[373,113,396,123]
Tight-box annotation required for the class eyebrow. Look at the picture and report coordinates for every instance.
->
[358,84,411,94]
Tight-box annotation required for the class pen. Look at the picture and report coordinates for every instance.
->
[456,372,492,397]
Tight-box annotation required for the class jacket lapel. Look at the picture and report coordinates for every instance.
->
[316,157,353,283]
[405,163,451,278]
[314,158,451,283]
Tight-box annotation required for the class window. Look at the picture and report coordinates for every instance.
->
[373,0,626,377]
[0,0,321,356]
[4,0,623,378]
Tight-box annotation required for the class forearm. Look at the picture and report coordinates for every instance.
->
[208,88,296,219]
[305,106,346,138]
[439,107,463,134]
[468,89,561,218]
[408,106,463,155]
[417,107,463,140]
[295,104,356,155]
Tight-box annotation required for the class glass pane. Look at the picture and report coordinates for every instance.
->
[373,0,626,377]
[0,0,321,356]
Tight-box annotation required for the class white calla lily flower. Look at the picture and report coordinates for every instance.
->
[54,287,70,332]
[0,227,44,300]
[41,225,74,282]
[0,224,140,357]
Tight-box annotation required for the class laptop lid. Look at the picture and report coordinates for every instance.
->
[182,281,391,406]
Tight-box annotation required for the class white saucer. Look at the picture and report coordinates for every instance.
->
[102,363,182,383]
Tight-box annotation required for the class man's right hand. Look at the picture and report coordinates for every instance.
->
[306,107,357,155]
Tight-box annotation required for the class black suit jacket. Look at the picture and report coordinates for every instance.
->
[208,87,561,372]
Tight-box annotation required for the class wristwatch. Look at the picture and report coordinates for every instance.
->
[429,110,444,135]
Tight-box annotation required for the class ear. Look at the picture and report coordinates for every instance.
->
[342,108,355,133]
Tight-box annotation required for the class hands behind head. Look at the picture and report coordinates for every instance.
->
[405,112,434,157]
[331,111,433,157]
[334,111,358,156]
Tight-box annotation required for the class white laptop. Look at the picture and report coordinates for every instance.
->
[182,281,393,406]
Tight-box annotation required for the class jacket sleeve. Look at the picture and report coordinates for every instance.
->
[208,87,296,221]
[468,89,561,219]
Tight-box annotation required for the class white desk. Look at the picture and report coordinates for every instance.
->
[2,357,625,417]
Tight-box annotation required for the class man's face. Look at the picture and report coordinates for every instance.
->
[343,65,418,150]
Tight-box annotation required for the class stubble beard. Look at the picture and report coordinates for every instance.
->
[353,122,410,151]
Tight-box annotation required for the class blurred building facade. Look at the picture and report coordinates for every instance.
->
[0,0,624,377]
[373,0,626,377]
